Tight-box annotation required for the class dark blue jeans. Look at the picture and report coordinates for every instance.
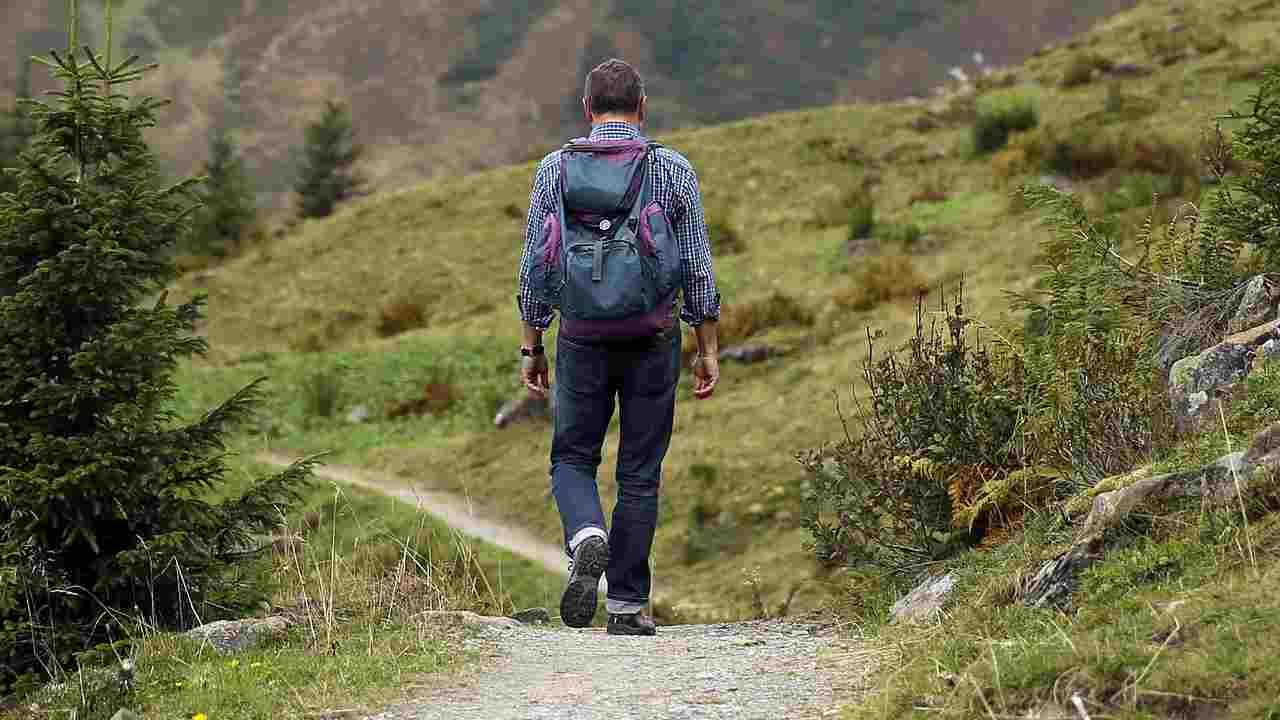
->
[550,326,681,610]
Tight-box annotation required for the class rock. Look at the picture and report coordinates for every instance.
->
[1076,451,1256,539]
[1022,542,1097,609]
[844,236,881,257]
[890,573,955,624]
[511,607,552,625]
[1168,320,1280,431]
[416,610,522,630]
[909,114,940,132]
[345,404,371,424]
[721,344,775,365]
[110,711,142,720]
[185,616,293,654]
[494,392,555,428]
[1227,275,1280,334]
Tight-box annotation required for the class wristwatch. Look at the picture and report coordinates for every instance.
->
[520,345,545,357]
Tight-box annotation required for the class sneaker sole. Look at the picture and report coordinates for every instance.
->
[560,541,608,629]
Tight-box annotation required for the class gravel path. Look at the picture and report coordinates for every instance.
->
[366,619,877,720]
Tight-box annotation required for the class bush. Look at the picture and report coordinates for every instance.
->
[799,291,1025,570]
[302,367,344,419]
[972,89,1039,154]
[1212,67,1280,265]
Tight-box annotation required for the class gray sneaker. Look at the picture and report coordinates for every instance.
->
[560,537,609,628]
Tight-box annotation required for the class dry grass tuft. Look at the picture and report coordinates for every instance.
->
[377,302,428,338]
[833,255,929,312]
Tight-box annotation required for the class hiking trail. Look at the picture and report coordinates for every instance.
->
[255,452,883,719]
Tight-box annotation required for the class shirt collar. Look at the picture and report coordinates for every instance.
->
[588,121,641,141]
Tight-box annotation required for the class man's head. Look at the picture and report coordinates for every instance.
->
[582,59,646,125]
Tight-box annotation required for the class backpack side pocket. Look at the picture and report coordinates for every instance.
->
[640,202,681,298]
[530,213,562,306]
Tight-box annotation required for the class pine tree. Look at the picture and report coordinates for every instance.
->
[0,59,35,196]
[184,130,255,257]
[0,3,314,689]
[295,99,364,219]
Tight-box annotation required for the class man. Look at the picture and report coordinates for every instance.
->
[516,59,721,636]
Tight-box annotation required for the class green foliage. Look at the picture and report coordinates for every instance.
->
[0,32,311,692]
[1212,66,1280,265]
[799,292,1024,571]
[295,100,364,220]
[973,89,1039,154]
[183,131,255,258]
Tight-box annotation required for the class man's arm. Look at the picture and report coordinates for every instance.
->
[671,160,722,399]
[518,158,556,396]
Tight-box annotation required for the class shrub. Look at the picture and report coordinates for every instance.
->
[183,130,256,259]
[972,89,1039,154]
[387,382,457,419]
[833,255,927,311]
[376,301,427,338]
[799,291,1025,571]
[1212,67,1280,265]
[0,33,312,692]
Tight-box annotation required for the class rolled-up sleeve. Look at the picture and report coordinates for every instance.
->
[672,167,721,326]
[517,157,557,329]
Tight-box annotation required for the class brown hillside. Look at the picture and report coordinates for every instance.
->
[2,0,1133,207]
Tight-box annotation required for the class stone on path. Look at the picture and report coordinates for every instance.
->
[185,616,293,654]
[720,344,776,365]
[510,607,552,625]
[415,610,522,630]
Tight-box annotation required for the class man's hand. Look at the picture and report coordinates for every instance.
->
[522,354,550,397]
[691,354,719,400]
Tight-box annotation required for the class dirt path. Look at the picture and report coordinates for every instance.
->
[367,620,880,720]
[257,452,883,718]
[256,451,570,579]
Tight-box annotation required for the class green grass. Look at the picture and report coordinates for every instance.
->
[3,454,561,719]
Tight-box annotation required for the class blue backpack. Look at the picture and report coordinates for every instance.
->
[529,137,682,340]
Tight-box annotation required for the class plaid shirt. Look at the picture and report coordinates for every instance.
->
[517,121,721,329]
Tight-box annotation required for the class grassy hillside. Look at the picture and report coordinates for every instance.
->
[0,0,1134,206]
[167,0,1279,619]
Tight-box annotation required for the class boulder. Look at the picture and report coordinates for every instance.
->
[1169,320,1280,431]
[1227,275,1280,334]
[720,344,775,365]
[494,392,555,428]
[890,573,955,624]
[185,616,293,654]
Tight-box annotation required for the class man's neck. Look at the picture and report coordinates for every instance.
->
[591,114,640,127]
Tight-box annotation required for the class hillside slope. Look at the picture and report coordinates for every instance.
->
[170,0,1278,616]
[1,0,1134,205]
